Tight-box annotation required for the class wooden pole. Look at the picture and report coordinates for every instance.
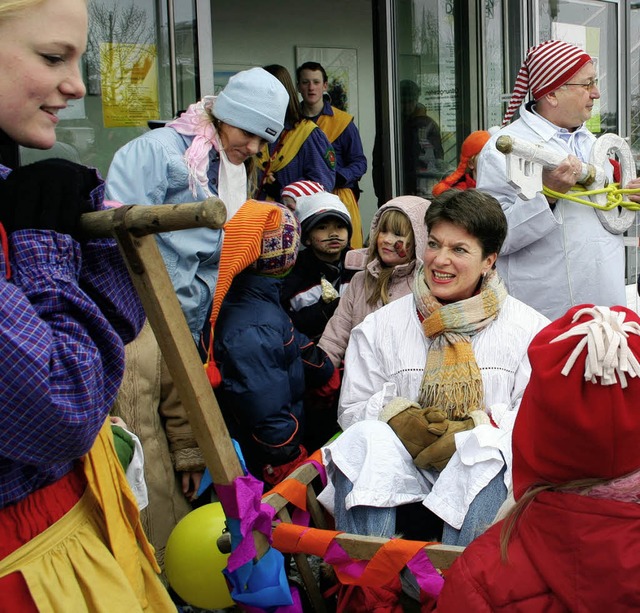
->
[80,201,269,556]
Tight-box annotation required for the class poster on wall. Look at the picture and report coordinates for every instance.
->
[296,46,359,124]
[552,22,601,133]
[100,42,160,128]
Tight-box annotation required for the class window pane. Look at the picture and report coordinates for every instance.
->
[394,0,454,197]
[539,0,618,134]
[19,1,198,180]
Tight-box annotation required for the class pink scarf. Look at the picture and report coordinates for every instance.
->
[580,469,640,503]
[167,95,219,198]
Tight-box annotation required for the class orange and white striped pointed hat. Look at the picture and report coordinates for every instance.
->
[204,200,300,387]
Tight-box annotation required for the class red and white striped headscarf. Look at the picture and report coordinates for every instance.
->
[502,40,592,126]
[280,180,325,203]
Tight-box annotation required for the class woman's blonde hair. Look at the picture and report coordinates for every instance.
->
[499,476,621,561]
[364,208,415,306]
[1,0,86,19]
[0,0,41,17]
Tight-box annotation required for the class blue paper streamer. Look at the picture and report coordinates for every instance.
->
[196,439,248,498]
[223,546,293,608]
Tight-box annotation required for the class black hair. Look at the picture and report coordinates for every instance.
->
[425,189,507,258]
[296,62,328,84]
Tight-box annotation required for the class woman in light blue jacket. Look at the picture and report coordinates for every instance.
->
[107,67,288,338]
[104,68,289,566]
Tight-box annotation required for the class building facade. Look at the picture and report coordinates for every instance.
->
[18,0,640,287]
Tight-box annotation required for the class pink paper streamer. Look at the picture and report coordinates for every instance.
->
[216,475,277,572]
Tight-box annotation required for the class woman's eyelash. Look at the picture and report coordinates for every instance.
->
[42,54,64,65]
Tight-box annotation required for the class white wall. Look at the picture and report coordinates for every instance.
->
[211,0,378,237]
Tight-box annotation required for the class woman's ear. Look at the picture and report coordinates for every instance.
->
[484,252,498,272]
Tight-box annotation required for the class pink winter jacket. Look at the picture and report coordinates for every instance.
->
[318,196,430,367]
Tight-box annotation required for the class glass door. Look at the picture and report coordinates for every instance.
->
[481,2,525,128]
[392,0,458,198]
[387,0,523,198]
[535,0,619,135]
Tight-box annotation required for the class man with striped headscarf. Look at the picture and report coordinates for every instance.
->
[476,40,635,321]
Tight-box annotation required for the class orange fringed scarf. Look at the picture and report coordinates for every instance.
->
[412,265,507,420]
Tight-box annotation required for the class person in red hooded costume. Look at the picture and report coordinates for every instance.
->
[436,303,640,612]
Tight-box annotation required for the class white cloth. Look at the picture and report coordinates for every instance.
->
[476,102,627,321]
[217,142,248,220]
[318,292,549,529]
[124,430,149,511]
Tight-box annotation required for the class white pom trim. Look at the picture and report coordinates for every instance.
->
[550,306,640,388]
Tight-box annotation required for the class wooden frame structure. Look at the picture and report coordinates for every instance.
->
[81,199,464,611]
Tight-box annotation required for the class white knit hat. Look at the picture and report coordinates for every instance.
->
[213,67,288,143]
[502,40,592,125]
[296,192,352,242]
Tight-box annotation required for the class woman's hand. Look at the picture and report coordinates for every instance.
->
[413,417,475,471]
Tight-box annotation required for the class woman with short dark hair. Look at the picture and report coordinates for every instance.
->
[319,189,549,609]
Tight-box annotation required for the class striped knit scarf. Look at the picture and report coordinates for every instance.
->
[412,265,507,419]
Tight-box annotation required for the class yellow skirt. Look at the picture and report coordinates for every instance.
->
[0,422,176,612]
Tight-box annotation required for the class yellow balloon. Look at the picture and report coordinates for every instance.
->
[164,502,234,609]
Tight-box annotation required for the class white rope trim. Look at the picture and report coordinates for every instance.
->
[550,306,640,388]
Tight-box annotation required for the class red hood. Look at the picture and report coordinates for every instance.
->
[438,491,640,611]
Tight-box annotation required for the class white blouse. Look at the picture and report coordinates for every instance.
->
[319,293,549,528]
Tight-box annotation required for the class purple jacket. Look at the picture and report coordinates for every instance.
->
[256,119,336,199]
[310,100,367,189]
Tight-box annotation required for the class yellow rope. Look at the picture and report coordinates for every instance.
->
[543,183,640,211]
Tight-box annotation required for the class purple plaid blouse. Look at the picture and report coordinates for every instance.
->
[0,164,145,508]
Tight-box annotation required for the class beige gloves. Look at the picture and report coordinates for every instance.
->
[380,397,448,458]
[413,417,475,471]
[381,397,489,471]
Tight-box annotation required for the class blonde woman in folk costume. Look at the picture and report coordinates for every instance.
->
[0,0,174,609]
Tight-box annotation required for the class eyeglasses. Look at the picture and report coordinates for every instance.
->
[563,78,599,92]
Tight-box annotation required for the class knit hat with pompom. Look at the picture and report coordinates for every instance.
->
[513,304,640,499]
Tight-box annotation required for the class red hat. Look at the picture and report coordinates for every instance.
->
[502,40,592,125]
[281,180,325,203]
[432,131,491,196]
[512,305,640,499]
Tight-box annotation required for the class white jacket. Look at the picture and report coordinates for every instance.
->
[476,103,627,321]
[319,292,548,529]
